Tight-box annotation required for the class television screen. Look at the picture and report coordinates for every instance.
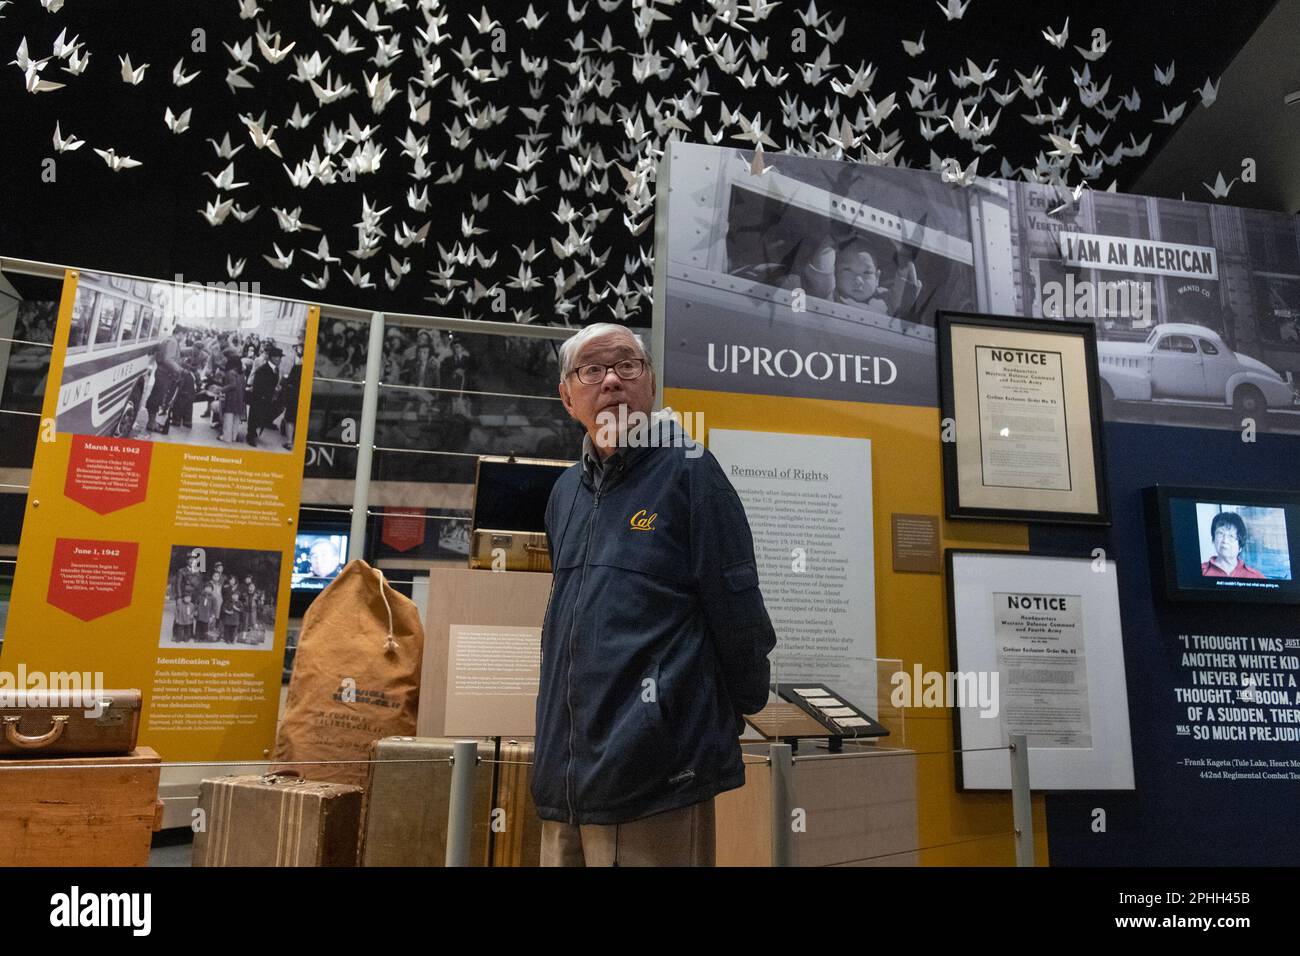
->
[1149,486,1300,604]
[292,532,348,591]
[471,458,569,533]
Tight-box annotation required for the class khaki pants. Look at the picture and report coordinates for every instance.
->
[540,799,716,867]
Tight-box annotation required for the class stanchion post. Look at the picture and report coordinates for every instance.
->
[769,742,794,868]
[446,739,478,867]
[348,311,385,562]
[1008,733,1034,867]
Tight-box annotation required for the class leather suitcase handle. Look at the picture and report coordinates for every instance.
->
[260,770,304,785]
[3,714,70,749]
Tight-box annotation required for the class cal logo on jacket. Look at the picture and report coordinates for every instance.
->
[629,509,657,531]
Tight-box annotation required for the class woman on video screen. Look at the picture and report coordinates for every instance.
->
[1201,512,1266,579]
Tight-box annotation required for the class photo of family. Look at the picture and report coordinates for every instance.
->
[158,545,281,651]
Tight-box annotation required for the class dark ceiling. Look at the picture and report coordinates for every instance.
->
[0,0,1281,326]
[1136,0,1300,213]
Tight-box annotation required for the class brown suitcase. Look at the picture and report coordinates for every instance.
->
[492,738,543,867]
[0,689,141,757]
[469,529,552,572]
[0,747,162,867]
[467,455,571,572]
[359,736,495,867]
[192,770,363,867]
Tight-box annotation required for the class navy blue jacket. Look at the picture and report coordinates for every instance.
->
[532,420,777,825]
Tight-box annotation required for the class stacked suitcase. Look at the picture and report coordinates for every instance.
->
[192,771,364,867]
[467,455,569,572]
[360,736,542,867]
[0,689,161,867]
[0,689,142,756]
[193,736,543,867]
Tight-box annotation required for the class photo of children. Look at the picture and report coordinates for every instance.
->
[158,545,281,651]
[656,147,988,408]
[784,236,924,316]
[729,222,927,323]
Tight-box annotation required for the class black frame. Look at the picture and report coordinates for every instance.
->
[288,517,350,616]
[1146,484,1300,605]
[944,547,1124,792]
[937,310,1111,526]
[772,682,890,741]
[945,548,981,793]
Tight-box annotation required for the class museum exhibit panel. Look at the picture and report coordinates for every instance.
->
[0,0,1296,888]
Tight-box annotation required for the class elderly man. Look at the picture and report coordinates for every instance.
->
[533,322,777,867]
[302,538,342,585]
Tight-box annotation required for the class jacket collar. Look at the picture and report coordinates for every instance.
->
[579,407,683,491]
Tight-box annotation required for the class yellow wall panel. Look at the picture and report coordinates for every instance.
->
[665,387,1049,865]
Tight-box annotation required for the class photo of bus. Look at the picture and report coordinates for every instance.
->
[55,272,172,439]
[52,270,311,452]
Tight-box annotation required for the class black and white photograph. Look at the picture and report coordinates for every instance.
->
[157,544,281,651]
[660,144,984,407]
[660,143,1300,432]
[56,270,310,453]
[1016,188,1300,433]
[1,299,55,415]
[306,320,581,485]
[724,188,932,324]
[0,298,55,469]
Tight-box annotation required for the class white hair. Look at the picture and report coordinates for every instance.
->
[558,323,650,383]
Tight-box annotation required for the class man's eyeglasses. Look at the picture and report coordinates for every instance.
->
[567,358,648,386]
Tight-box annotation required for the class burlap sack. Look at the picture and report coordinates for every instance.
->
[273,559,423,786]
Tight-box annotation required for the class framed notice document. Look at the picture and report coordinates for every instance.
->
[946,550,1134,791]
[937,311,1110,525]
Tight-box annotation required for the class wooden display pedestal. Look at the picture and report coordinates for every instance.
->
[0,747,163,867]
[716,742,919,866]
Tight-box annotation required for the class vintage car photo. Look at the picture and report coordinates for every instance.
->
[1097,322,1300,426]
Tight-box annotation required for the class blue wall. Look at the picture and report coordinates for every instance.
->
[1037,422,1300,865]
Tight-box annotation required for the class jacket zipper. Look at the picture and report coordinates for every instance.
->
[564,482,601,824]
